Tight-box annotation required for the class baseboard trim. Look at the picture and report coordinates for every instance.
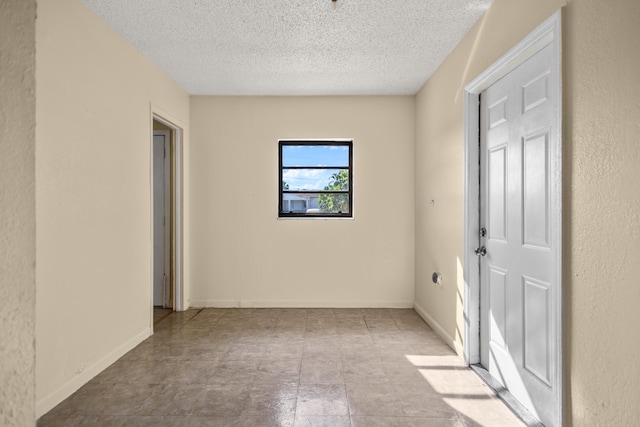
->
[189,299,415,309]
[36,327,151,419]
[413,301,463,355]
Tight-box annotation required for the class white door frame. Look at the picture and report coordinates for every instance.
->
[151,111,185,319]
[462,9,563,425]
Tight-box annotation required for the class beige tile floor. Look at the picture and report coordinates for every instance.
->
[154,307,173,324]
[38,308,525,426]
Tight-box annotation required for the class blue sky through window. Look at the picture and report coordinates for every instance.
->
[282,145,349,191]
[282,145,349,167]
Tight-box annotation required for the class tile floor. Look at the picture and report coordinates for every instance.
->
[154,307,173,325]
[38,308,525,426]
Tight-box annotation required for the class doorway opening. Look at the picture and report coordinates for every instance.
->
[152,114,184,327]
[462,10,563,427]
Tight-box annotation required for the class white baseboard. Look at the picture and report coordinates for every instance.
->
[413,301,463,356]
[189,299,414,309]
[36,327,151,419]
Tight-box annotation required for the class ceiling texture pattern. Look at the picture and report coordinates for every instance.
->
[81,0,493,95]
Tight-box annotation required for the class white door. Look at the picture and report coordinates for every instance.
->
[153,131,170,307]
[479,42,559,426]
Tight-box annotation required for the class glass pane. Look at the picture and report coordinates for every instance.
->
[317,193,349,214]
[282,144,349,167]
[282,169,348,192]
[282,193,349,214]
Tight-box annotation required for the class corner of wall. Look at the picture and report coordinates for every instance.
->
[413,301,463,356]
[35,327,151,418]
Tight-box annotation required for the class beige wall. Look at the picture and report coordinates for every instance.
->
[153,121,172,132]
[0,1,37,425]
[35,0,190,417]
[190,96,415,308]
[415,0,640,424]
[415,0,566,355]
[28,0,640,423]
[563,0,640,424]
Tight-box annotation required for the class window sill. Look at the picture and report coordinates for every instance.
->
[277,216,354,220]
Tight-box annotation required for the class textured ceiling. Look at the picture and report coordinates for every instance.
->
[81,0,493,95]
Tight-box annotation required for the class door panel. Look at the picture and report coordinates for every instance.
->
[522,130,550,248]
[522,72,550,113]
[489,97,508,128]
[523,276,551,386]
[488,146,508,241]
[479,42,559,427]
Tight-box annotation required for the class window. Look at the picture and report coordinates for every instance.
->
[279,140,353,218]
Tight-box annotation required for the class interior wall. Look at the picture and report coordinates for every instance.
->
[415,0,565,354]
[415,0,640,425]
[153,121,172,132]
[35,0,190,417]
[190,96,415,308]
[0,1,37,425]
[562,0,640,424]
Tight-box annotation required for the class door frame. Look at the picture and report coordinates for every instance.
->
[462,9,563,425]
[150,109,186,323]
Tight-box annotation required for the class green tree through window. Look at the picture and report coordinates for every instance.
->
[319,170,349,213]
